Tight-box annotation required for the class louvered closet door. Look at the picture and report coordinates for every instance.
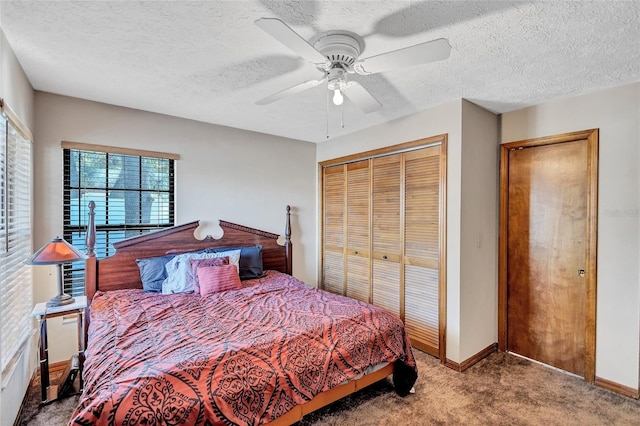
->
[404,146,441,355]
[323,165,345,294]
[346,161,371,302]
[371,154,402,315]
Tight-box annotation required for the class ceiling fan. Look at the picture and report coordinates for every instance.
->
[254,18,451,113]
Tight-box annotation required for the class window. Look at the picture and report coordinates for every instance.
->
[0,106,33,374]
[63,144,175,296]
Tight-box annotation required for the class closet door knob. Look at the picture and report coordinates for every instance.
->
[354,251,359,255]
[382,255,388,260]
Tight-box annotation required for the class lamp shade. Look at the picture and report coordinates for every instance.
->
[28,237,88,265]
[28,237,87,307]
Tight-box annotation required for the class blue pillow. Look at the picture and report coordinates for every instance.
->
[136,254,175,293]
[207,245,263,280]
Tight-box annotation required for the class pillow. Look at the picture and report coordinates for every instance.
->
[136,249,208,293]
[207,245,263,280]
[136,254,176,293]
[197,265,242,296]
[190,256,229,294]
[161,249,241,294]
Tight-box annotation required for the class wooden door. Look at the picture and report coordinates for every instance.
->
[500,130,598,380]
[322,165,345,295]
[404,146,441,355]
[371,154,401,315]
[346,160,370,302]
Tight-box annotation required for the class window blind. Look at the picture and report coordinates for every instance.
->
[63,145,175,296]
[0,112,33,374]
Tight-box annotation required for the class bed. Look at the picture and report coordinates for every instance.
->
[69,204,418,425]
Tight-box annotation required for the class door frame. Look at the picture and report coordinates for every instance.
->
[498,129,599,382]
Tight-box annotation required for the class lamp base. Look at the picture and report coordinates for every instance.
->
[46,293,75,307]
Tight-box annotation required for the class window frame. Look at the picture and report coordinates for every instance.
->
[62,144,176,296]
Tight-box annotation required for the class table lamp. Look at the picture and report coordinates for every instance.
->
[28,237,88,307]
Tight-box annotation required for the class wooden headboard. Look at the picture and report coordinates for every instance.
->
[84,202,292,302]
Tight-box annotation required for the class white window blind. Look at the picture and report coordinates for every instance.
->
[0,112,33,374]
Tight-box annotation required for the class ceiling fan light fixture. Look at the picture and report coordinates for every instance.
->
[332,89,344,106]
[327,67,346,106]
[327,67,346,89]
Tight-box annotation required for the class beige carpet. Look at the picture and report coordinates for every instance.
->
[23,349,640,425]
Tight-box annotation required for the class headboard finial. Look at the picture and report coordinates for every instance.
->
[285,205,292,275]
[86,201,96,256]
[285,205,291,242]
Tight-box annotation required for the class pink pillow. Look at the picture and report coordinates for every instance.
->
[197,265,242,296]
[190,257,229,293]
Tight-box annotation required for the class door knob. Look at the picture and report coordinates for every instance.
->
[578,269,585,277]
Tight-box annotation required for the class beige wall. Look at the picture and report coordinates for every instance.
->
[317,99,499,363]
[0,27,36,426]
[1,29,34,130]
[501,82,640,390]
[33,92,317,364]
[459,100,499,360]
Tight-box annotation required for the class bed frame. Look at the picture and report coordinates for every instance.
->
[82,201,394,425]
[84,202,293,301]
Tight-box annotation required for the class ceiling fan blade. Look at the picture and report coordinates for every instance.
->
[255,18,329,67]
[354,38,451,75]
[256,78,326,105]
[343,82,382,113]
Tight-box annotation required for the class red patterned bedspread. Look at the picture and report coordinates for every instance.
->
[69,271,417,425]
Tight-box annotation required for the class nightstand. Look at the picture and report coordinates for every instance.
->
[31,296,87,404]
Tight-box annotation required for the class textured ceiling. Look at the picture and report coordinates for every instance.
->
[1,1,639,143]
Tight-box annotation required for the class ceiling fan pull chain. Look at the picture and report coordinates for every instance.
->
[341,101,345,129]
[326,84,330,139]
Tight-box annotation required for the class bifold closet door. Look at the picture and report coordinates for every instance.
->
[345,160,371,303]
[371,154,402,316]
[321,140,446,359]
[404,146,441,355]
[322,165,345,295]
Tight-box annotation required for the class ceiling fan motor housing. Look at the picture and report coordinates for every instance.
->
[313,32,363,71]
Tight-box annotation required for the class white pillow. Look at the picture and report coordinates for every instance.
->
[161,249,241,294]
